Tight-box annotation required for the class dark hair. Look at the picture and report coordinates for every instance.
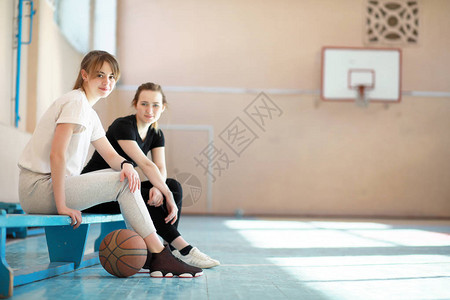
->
[132,82,167,130]
[73,50,120,90]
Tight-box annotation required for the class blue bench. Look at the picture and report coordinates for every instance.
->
[0,209,126,298]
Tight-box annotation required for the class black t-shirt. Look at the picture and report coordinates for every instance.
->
[82,114,165,173]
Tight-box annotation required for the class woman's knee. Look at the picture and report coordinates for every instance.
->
[117,188,146,210]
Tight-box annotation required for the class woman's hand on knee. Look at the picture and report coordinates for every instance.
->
[148,187,163,207]
[164,194,178,225]
[120,164,141,193]
[57,206,82,229]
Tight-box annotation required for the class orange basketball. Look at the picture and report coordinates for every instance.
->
[99,229,147,277]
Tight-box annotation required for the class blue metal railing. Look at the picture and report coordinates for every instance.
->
[15,0,36,128]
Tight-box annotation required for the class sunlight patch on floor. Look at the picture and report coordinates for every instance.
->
[225,219,450,248]
[268,255,450,300]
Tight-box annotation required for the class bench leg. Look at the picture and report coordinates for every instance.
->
[45,224,90,269]
[94,221,126,251]
[0,226,13,298]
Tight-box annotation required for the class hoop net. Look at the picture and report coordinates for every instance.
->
[355,85,370,107]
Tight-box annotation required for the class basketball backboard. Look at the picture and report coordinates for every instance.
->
[321,47,402,105]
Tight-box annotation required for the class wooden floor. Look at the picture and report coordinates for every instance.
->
[6,216,450,299]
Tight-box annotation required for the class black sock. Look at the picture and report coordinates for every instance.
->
[169,244,176,252]
[180,245,193,256]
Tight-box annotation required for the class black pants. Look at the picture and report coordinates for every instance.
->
[83,178,183,243]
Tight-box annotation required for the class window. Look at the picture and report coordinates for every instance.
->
[54,0,116,54]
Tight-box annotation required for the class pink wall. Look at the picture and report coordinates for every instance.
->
[117,0,450,92]
[102,0,450,218]
[6,0,448,216]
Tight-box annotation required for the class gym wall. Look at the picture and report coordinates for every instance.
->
[106,0,450,217]
[2,0,449,218]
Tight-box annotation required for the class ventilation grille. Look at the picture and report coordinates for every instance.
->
[366,0,419,45]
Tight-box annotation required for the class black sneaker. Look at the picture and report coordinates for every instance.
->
[149,245,203,278]
[142,251,152,270]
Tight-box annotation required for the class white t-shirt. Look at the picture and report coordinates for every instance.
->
[18,89,105,176]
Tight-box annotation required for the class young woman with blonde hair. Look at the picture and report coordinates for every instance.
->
[18,51,202,278]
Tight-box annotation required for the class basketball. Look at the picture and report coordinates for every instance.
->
[99,229,147,277]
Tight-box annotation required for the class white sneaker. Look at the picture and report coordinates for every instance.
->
[172,247,220,269]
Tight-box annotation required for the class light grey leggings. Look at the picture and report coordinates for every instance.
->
[18,168,156,239]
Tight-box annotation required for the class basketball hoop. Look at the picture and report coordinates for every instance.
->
[321,47,401,106]
[355,85,370,107]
